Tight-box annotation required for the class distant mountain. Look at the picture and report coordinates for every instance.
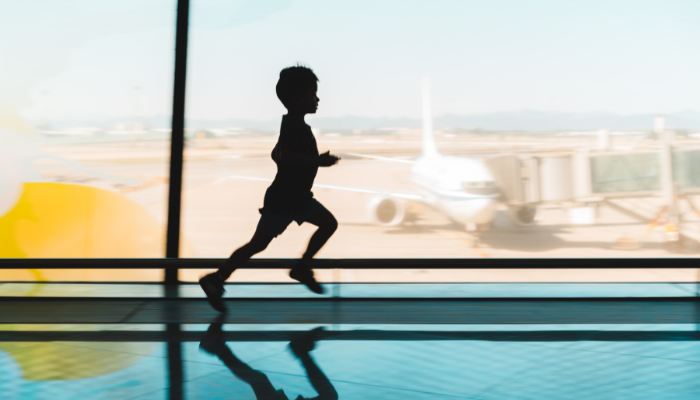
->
[433,110,700,131]
[39,115,173,131]
[43,110,700,132]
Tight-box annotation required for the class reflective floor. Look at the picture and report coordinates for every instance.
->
[2,283,700,399]
[1,282,698,298]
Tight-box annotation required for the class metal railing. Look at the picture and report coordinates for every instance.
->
[0,258,698,269]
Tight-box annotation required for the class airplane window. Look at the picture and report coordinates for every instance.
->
[0,1,177,281]
[179,0,700,283]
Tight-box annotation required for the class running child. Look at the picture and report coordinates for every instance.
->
[199,65,340,312]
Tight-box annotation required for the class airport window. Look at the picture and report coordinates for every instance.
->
[178,0,700,283]
[2,3,700,398]
[0,1,177,281]
[3,1,700,283]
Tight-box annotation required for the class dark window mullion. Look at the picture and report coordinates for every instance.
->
[165,0,190,284]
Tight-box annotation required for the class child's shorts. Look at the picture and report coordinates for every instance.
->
[256,198,325,238]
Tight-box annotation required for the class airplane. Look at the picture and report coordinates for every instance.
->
[214,78,543,232]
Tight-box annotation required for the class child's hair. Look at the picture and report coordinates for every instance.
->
[276,64,319,109]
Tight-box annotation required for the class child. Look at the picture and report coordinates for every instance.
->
[199,65,340,312]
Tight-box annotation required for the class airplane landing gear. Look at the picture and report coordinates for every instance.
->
[462,223,489,257]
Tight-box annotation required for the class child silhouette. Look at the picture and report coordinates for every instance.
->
[200,65,340,312]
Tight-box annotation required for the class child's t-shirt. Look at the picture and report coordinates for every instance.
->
[261,115,319,215]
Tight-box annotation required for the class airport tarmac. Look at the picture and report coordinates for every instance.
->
[22,133,700,283]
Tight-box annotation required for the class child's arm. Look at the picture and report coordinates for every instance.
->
[278,150,340,167]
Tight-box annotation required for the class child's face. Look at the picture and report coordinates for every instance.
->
[290,83,319,115]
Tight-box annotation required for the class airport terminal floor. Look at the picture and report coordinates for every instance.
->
[2,282,700,399]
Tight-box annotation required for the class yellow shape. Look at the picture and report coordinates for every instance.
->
[0,182,164,257]
[0,182,196,280]
[0,183,195,379]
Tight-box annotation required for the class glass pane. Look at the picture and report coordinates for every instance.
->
[673,149,700,190]
[590,153,660,194]
[182,1,700,281]
[0,1,177,281]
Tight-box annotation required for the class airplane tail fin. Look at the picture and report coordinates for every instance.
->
[422,77,439,157]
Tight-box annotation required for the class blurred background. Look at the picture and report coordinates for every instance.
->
[2,0,700,282]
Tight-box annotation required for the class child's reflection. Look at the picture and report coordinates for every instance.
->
[200,321,338,400]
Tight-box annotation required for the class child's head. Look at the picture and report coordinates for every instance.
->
[276,64,319,114]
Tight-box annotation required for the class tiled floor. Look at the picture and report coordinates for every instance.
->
[1,283,699,399]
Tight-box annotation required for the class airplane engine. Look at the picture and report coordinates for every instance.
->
[366,196,407,226]
[507,205,544,227]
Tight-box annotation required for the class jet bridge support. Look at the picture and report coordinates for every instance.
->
[658,126,682,250]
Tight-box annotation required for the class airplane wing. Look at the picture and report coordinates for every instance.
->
[344,153,415,164]
[213,175,424,201]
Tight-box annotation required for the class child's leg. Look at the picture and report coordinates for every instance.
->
[201,227,273,312]
[218,228,273,280]
[301,206,338,260]
[288,205,337,294]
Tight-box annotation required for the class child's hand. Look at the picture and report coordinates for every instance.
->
[318,151,340,167]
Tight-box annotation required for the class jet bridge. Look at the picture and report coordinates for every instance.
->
[486,147,700,204]
[484,143,700,249]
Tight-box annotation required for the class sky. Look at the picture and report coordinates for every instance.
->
[4,0,700,124]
